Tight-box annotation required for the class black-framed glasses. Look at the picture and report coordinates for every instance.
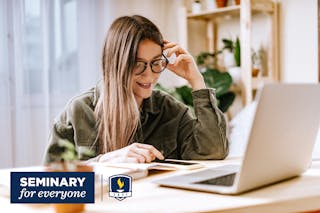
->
[133,54,169,75]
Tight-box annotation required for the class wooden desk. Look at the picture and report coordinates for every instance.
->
[1,158,320,212]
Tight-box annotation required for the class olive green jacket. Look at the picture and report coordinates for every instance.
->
[44,84,229,162]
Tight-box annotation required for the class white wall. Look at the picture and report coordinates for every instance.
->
[95,0,183,48]
[94,0,187,88]
[279,0,318,82]
[279,0,319,159]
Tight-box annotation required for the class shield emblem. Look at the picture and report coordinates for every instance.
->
[109,175,132,201]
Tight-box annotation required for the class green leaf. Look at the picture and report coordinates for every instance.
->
[155,83,183,102]
[176,86,193,107]
[202,68,232,97]
[196,52,214,65]
[80,149,96,161]
[58,139,76,150]
[234,37,241,66]
[60,149,77,162]
[156,64,235,113]
[47,139,96,163]
[218,92,236,113]
[222,39,233,51]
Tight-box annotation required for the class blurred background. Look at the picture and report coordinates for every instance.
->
[0,0,318,168]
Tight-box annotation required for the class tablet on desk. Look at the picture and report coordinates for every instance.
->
[152,159,204,170]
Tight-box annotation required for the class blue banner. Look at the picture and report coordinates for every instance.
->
[10,172,94,203]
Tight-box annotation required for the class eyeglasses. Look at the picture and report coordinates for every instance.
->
[133,54,169,75]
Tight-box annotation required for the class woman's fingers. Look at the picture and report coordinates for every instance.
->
[163,42,178,50]
[163,42,187,57]
[126,151,147,163]
[97,143,164,163]
[165,46,181,58]
[166,54,192,72]
[173,54,192,66]
[163,41,177,49]
[127,143,164,163]
[131,147,155,163]
[135,143,164,160]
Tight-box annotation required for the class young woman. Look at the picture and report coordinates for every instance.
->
[44,15,228,163]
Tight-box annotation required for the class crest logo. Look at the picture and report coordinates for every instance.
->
[109,175,132,201]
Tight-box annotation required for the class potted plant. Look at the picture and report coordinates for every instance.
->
[46,139,95,213]
[221,37,242,85]
[222,37,241,67]
[216,0,228,8]
[196,37,240,70]
[156,68,235,113]
[196,51,222,69]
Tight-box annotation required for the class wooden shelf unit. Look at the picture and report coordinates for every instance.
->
[180,0,279,106]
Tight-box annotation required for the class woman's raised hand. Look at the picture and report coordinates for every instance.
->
[163,40,206,91]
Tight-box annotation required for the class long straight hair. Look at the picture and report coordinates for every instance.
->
[95,15,164,153]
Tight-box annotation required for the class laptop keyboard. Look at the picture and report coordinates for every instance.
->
[195,173,236,186]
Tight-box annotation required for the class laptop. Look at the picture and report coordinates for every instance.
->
[154,84,320,194]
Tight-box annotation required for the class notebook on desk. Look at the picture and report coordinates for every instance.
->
[154,84,320,194]
[90,159,203,174]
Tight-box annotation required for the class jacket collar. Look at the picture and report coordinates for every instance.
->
[141,92,161,114]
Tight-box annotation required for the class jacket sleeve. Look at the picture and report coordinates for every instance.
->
[43,92,99,164]
[43,108,75,164]
[178,88,229,160]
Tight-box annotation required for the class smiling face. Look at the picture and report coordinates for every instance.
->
[132,39,163,106]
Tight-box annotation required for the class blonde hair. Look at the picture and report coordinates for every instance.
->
[95,15,164,153]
